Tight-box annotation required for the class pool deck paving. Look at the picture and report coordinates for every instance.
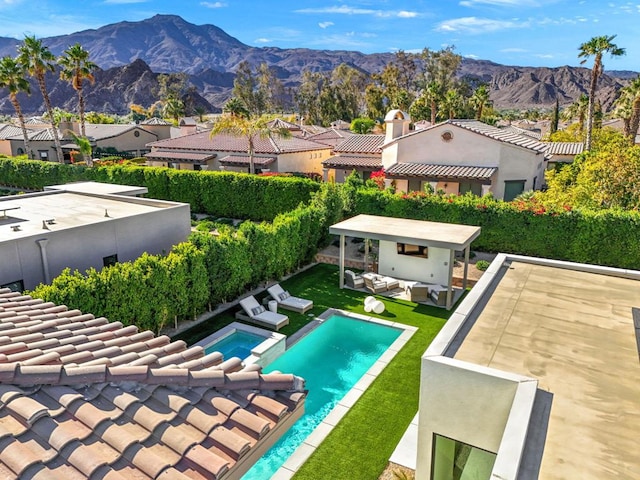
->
[271,309,417,480]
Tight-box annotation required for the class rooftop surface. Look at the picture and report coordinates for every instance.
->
[0,192,179,242]
[44,182,148,197]
[454,261,640,479]
[330,214,481,250]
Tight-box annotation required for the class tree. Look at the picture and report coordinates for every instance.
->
[562,94,589,134]
[469,85,490,120]
[350,117,375,134]
[162,97,185,123]
[614,76,640,141]
[18,35,64,162]
[440,89,463,119]
[210,114,291,174]
[550,98,560,134]
[66,130,93,166]
[578,34,625,150]
[223,97,249,118]
[58,43,96,137]
[0,56,31,158]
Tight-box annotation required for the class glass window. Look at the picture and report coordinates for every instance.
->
[1,280,24,293]
[432,434,496,480]
[38,150,48,160]
[397,243,428,258]
[103,254,118,267]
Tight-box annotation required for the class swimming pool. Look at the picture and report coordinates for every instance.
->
[204,330,264,359]
[195,322,286,366]
[242,312,405,480]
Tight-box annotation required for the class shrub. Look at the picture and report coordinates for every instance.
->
[475,260,490,271]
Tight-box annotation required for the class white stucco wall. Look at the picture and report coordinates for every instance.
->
[0,198,191,291]
[276,149,332,174]
[95,128,157,156]
[382,124,547,199]
[416,358,521,479]
[377,240,450,285]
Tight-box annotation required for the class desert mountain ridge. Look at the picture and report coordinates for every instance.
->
[0,14,633,115]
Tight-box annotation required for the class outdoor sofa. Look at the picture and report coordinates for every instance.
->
[344,270,365,289]
[267,284,313,314]
[236,295,289,330]
[362,273,400,294]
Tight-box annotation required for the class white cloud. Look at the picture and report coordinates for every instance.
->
[500,47,527,52]
[318,21,334,28]
[255,37,271,43]
[460,0,539,7]
[534,53,554,58]
[200,1,226,8]
[435,16,528,34]
[295,6,419,18]
[465,54,480,59]
[103,0,147,4]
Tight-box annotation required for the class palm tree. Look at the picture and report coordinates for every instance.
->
[562,94,589,133]
[58,43,96,137]
[578,35,625,150]
[440,89,462,120]
[223,97,249,118]
[615,76,640,141]
[66,130,93,166]
[162,97,185,123]
[470,85,490,120]
[425,81,441,124]
[0,56,32,158]
[210,114,291,174]
[17,35,64,162]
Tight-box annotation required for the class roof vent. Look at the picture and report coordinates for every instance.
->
[104,209,110,218]
[11,225,20,232]
[46,219,56,225]
[42,220,49,230]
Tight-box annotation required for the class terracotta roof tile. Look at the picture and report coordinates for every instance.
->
[334,134,384,153]
[0,290,306,478]
[386,163,498,180]
[322,154,382,169]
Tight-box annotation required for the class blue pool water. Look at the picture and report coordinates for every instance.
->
[242,314,402,480]
[204,330,264,359]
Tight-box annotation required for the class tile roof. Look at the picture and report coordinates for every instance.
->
[0,124,30,140]
[0,288,306,480]
[321,155,382,169]
[266,118,301,131]
[306,128,354,147]
[386,163,497,181]
[334,134,384,154]
[141,118,172,125]
[144,151,216,163]
[499,125,543,140]
[148,131,327,154]
[81,124,154,141]
[218,155,277,166]
[543,142,585,156]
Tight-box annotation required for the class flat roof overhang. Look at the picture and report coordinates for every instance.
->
[329,214,481,251]
[385,164,497,184]
[144,151,216,164]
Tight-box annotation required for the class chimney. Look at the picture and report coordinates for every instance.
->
[384,110,411,144]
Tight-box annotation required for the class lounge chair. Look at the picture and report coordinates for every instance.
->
[236,296,289,330]
[362,273,387,294]
[267,284,313,314]
[344,270,365,289]
[406,283,429,302]
[430,285,448,306]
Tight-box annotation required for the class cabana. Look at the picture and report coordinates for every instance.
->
[329,214,481,310]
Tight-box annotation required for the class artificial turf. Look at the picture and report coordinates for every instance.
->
[174,263,452,479]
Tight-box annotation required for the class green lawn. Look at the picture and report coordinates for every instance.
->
[174,263,452,479]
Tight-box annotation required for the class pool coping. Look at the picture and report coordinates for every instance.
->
[192,321,286,367]
[271,308,417,480]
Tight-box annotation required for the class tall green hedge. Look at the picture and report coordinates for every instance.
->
[0,158,319,221]
[29,183,343,332]
[354,189,640,269]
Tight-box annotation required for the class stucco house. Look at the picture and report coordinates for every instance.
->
[321,134,384,182]
[145,130,332,174]
[1,122,158,161]
[380,110,550,201]
[0,184,190,291]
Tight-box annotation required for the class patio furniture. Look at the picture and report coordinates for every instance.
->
[344,270,365,289]
[236,295,289,330]
[364,296,385,314]
[407,283,429,302]
[381,276,400,290]
[430,285,448,306]
[363,273,387,294]
[267,284,313,314]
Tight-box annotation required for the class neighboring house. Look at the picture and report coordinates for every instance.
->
[140,117,174,140]
[2,122,158,161]
[0,124,27,156]
[380,110,550,201]
[145,131,332,174]
[306,128,354,149]
[321,134,384,182]
[266,118,305,137]
[0,287,306,479]
[543,141,585,168]
[330,119,351,130]
[407,253,640,479]
[0,185,190,291]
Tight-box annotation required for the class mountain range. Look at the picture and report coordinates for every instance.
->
[0,14,631,116]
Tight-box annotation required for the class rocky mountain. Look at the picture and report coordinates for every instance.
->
[0,14,632,115]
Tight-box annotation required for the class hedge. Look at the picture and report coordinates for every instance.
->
[353,189,640,269]
[0,158,319,221]
[29,183,343,332]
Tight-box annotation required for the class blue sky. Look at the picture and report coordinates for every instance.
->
[0,0,638,70]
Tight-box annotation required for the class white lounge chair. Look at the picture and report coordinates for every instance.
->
[236,296,289,330]
[267,284,313,314]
